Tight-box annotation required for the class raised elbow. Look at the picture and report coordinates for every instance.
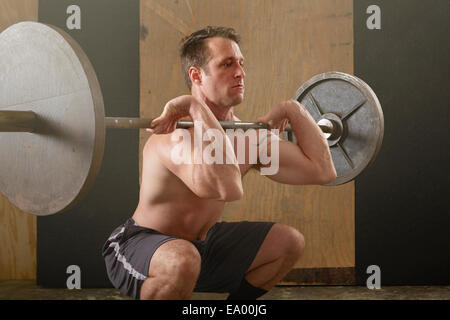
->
[317,166,337,185]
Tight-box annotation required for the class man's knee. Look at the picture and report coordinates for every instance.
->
[273,224,305,260]
[168,245,201,281]
[289,227,306,258]
[150,239,201,283]
[141,240,201,300]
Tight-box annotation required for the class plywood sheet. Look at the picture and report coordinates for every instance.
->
[0,0,38,280]
[139,0,354,283]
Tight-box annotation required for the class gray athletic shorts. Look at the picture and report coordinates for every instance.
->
[102,218,274,299]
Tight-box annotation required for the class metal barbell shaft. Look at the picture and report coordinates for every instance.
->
[0,111,333,136]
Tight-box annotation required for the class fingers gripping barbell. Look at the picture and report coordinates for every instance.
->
[0,22,384,216]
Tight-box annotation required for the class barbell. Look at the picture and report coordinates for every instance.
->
[0,22,384,216]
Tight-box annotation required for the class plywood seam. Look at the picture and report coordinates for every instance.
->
[144,0,191,36]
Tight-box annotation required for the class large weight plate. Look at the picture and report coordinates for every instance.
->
[293,72,384,185]
[0,22,105,215]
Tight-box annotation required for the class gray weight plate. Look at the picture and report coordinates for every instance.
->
[0,22,105,215]
[293,72,384,185]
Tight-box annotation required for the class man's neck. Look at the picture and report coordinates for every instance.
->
[207,102,234,121]
[192,91,235,121]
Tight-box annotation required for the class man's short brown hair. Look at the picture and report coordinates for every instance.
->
[180,26,240,90]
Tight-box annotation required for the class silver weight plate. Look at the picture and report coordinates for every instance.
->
[293,72,384,185]
[0,22,105,215]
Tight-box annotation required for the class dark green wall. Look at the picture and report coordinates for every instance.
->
[37,0,140,287]
[354,0,450,285]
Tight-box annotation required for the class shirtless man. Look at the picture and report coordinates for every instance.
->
[103,26,336,300]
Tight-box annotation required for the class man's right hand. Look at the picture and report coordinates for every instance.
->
[256,100,294,132]
[147,95,195,134]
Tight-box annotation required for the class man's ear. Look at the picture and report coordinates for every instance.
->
[189,66,202,86]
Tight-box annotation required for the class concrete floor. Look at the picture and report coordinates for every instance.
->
[1,280,450,300]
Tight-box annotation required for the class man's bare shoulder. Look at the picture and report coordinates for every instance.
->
[143,129,194,171]
[145,127,194,150]
[144,132,166,152]
[143,132,173,165]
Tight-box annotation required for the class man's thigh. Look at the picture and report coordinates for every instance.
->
[246,223,305,272]
[103,220,178,299]
[193,221,274,293]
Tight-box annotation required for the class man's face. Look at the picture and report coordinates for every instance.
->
[198,37,246,107]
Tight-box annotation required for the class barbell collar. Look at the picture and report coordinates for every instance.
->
[105,117,153,129]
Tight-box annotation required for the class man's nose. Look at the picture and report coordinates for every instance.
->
[235,64,245,79]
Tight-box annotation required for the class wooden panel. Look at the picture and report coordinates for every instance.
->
[0,1,38,30]
[0,0,38,280]
[140,0,354,283]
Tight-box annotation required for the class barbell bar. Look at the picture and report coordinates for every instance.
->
[0,110,333,135]
[0,22,383,216]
